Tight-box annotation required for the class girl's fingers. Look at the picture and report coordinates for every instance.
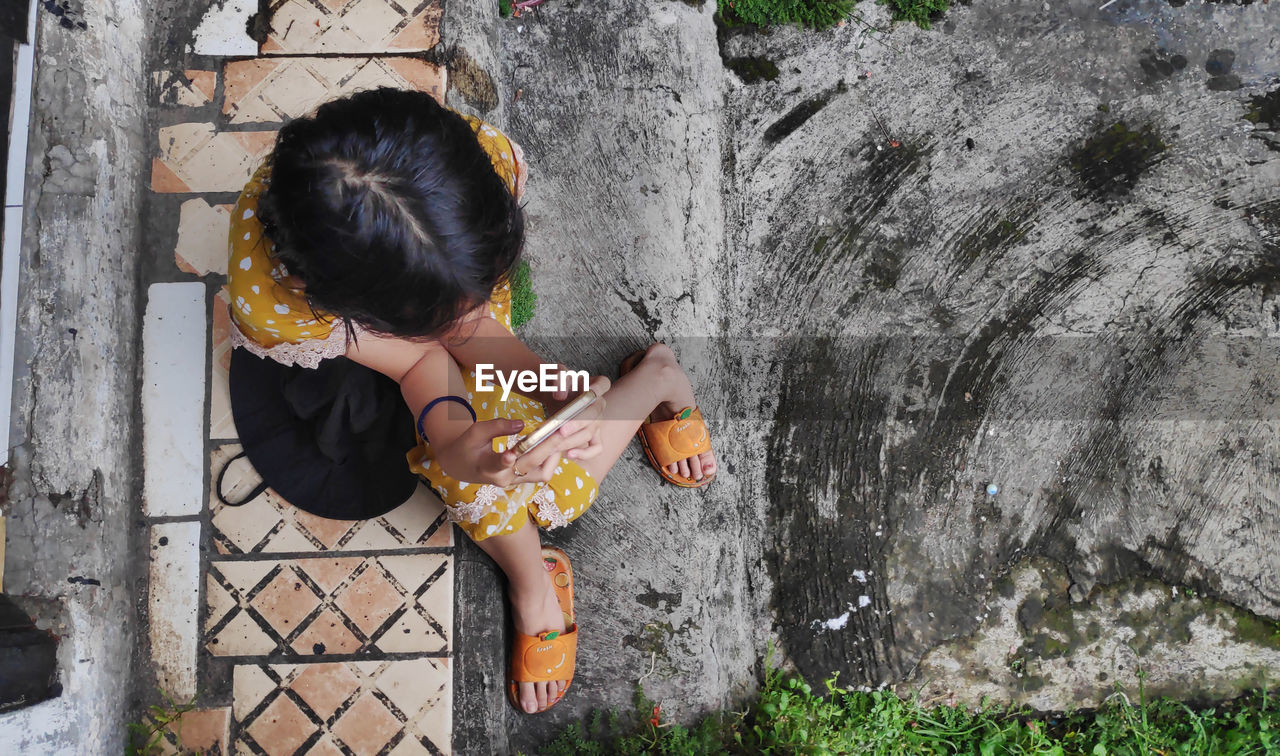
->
[556,427,594,453]
[527,452,560,483]
[568,442,603,461]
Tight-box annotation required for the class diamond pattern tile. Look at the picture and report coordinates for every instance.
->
[151,124,275,193]
[224,57,445,124]
[209,444,452,554]
[232,659,450,755]
[176,198,232,276]
[152,69,217,108]
[146,706,231,756]
[261,0,442,55]
[204,554,451,657]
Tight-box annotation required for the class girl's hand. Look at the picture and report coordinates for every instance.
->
[540,366,608,414]
[543,375,610,463]
[435,418,529,486]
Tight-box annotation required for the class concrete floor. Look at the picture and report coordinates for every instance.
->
[460,0,1280,750]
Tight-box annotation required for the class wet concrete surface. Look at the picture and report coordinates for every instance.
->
[471,0,1280,750]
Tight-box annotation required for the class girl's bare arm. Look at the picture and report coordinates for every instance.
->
[345,333,584,485]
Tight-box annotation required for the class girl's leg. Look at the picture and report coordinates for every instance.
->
[575,343,717,485]
[470,520,567,714]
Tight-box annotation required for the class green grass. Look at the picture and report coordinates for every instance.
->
[537,658,1280,755]
[878,0,949,28]
[718,0,857,29]
[510,259,537,329]
[716,0,949,29]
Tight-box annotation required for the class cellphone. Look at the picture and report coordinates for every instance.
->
[513,390,599,456]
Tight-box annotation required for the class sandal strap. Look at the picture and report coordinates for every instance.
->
[639,407,711,468]
[510,625,578,683]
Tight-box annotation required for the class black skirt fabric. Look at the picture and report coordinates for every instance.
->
[227,348,419,520]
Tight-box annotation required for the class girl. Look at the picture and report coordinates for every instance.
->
[225,88,717,714]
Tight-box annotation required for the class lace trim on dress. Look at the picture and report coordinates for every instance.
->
[230,318,360,370]
[448,486,500,525]
[533,486,568,530]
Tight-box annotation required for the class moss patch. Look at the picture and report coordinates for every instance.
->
[1229,609,1280,650]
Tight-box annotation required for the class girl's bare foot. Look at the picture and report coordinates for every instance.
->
[638,344,718,482]
[509,573,568,713]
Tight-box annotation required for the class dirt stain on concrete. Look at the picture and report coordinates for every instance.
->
[1070,121,1168,198]
[764,81,846,144]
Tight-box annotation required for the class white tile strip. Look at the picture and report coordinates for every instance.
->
[148,521,202,700]
[0,0,39,467]
[142,282,208,516]
[4,0,37,208]
[190,0,258,56]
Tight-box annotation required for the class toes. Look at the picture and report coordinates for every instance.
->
[677,458,691,479]
[689,454,703,480]
[667,462,679,476]
[701,451,716,474]
[535,681,549,712]
[520,682,538,713]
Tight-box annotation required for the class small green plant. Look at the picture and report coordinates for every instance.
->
[510,259,537,329]
[499,0,513,17]
[126,688,200,756]
[538,645,1280,755]
[877,0,949,28]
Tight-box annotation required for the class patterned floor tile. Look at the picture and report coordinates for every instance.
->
[261,0,442,55]
[152,69,217,107]
[176,198,232,276]
[210,290,237,440]
[232,659,450,755]
[209,444,452,554]
[224,57,445,124]
[148,706,231,756]
[204,553,451,657]
[151,124,275,193]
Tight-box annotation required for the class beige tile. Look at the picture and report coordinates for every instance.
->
[210,446,451,554]
[175,198,232,276]
[233,659,449,755]
[152,124,275,193]
[261,0,442,55]
[223,57,445,124]
[152,69,217,107]
[206,554,451,657]
[246,694,313,756]
[209,289,238,440]
[166,707,230,755]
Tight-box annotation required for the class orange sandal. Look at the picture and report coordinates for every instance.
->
[620,351,717,488]
[508,546,577,713]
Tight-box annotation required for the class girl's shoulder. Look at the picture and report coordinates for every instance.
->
[460,114,528,200]
[225,163,344,368]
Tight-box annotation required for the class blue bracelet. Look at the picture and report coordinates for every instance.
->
[416,395,477,441]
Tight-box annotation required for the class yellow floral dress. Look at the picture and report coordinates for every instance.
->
[226,114,598,541]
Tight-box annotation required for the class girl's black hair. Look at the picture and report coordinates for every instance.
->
[258,88,524,339]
